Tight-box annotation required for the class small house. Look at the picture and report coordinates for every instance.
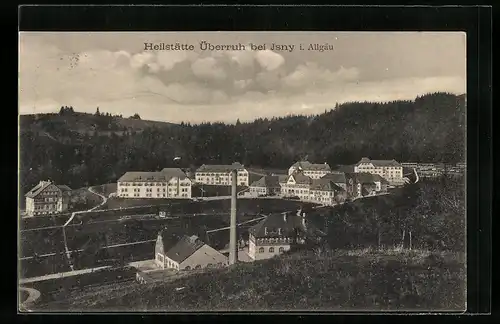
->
[249,175,284,197]
[155,233,228,271]
[25,180,71,217]
[248,208,324,261]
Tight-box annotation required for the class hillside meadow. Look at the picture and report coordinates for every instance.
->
[36,249,465,312]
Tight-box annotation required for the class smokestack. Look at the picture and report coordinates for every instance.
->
[229,169,238,265]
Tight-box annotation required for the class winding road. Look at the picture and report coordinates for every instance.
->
[19,286,41,312]
[62,186,109,271]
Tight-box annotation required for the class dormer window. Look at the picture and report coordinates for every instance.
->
[264,227,268,235]
[278,228,282,235]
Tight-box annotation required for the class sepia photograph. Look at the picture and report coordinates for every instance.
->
[18,31,466,312]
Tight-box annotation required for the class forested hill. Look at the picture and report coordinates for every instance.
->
[20,109,176,139]
[19,92,465,194]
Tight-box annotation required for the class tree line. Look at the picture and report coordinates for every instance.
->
[19,92,465,195]
[59,105,141,120]
[320,176,465,252]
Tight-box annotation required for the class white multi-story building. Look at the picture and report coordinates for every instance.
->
[195,162,249,186]
[354,157,404,185]
[280,172,313,200]
[288,161,332,179]
[24,180,71,217]
[309,178,347,205]
[117,168,192,199]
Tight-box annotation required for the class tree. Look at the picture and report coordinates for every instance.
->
[130,113,141,120]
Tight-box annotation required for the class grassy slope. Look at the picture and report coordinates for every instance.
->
[20,112,175,136]
[41,250,465,312]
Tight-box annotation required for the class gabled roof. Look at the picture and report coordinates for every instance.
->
[56,185,72,192]
[160,168,189,180]
[282,172,313,185]
[25,181,66,198]
[320,172,346,183]
[310,179,344,192]
[249,213,304,238]
[291,161,331,171]
[371,173,389,184]
[164,235,205,263]
[345,172,377,185]
[118,168,188,182]
[196,162,245,173]
[356,157,402,167]
[249,212,324,239]
[250,175,281,188]
[118,171,167,182]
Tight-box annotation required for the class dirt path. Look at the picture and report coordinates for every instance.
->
[62,187,109,271]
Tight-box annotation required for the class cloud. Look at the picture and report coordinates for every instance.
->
[191,57,227,81]
[130,52,154,69]
[255,50,285,71]
[19,33,466,124]
[225,48,255,68]
[283,63,360,89]
[157,51,191,71]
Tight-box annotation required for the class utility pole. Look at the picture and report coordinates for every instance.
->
[229,169,238,265]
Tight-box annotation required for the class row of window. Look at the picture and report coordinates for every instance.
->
[310,191,336,196]
[197,177,247,181]
[196,172,248,177]
[122,193,190,198]
[122,187,189,193]
[254,237,292,243]
[41,191,60,196]
[257,247,285,253]
[250,188,267,192]
[33,204,58,210]
[32,211,57,215]
[358,164,401,169]
[120,182,190,187]
[198,180,248,186]
[283,188,309,194]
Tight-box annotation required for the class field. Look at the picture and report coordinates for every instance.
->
[20,213,72,230]
[20,227,67,258]
[23,266,137,307]
[88,198,314,222]
[19,197,304,278]
[20,253,72,278]
[32,249,466,311]
[96,197,190,211]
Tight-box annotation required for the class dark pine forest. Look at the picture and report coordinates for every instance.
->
[19,92,465,195]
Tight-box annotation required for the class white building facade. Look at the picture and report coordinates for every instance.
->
[117,168,192,199]
[280,172,313,201]
[288,161,332,179]
[25,181,71,217]
[354,157,404,185]
[195,162,249,186]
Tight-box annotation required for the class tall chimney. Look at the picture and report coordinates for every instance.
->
[229,169,238,265]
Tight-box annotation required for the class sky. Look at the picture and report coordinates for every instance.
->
[19,32,466,123]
